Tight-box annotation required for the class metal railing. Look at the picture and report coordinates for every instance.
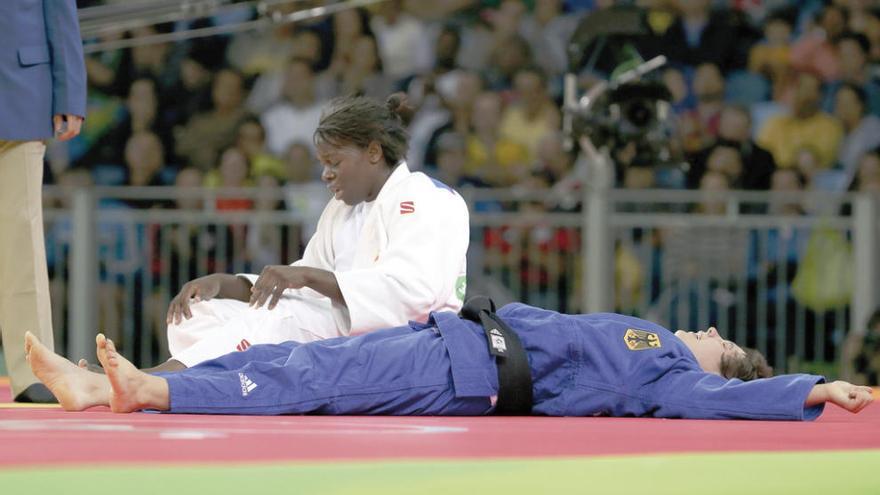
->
[79,0,388,53]
[38,186,880,375]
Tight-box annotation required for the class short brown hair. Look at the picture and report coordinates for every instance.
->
[720,347,773,381]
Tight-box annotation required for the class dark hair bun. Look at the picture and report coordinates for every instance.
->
[386,92,415,123]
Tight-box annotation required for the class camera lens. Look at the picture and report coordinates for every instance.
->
[626,100,653,128]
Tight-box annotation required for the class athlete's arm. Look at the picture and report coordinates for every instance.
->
[248,266,344,310]
[166,274,253,324]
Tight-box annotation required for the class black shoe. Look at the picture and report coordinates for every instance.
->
[13,383,58,404]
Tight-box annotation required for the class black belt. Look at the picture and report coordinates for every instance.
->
[459,296,533,415]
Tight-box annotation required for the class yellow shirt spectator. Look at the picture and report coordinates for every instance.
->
[499,103,559,161]
[749,44,791,81]
[250,152,286,180]
[464,134,530,186]
[757,112,843,169]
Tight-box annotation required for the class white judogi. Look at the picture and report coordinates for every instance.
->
[168,162,469,366]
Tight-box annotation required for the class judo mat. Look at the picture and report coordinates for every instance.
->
[1,377,879,494]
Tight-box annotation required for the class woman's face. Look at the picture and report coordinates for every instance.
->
[317,140,388,205]
[674,327,745,376]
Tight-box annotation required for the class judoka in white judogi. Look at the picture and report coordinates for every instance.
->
[167,162,469,366]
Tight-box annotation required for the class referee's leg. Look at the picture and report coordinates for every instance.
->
[0,140,54,401]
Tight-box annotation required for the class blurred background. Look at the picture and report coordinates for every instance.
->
[6,0,880,384]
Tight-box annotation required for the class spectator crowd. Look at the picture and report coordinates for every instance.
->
[61,0,880,202]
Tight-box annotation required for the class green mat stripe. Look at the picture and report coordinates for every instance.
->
[3,450,879,495]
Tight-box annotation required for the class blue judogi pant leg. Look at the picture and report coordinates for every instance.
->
[160,324,493,416]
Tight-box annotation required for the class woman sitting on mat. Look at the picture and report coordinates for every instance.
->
[26,301,873,419]
[149,93,470,373]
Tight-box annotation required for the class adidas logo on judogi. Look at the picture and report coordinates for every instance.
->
[238,373,258,396]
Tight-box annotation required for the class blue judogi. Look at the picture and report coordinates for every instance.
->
[160,303,825,420]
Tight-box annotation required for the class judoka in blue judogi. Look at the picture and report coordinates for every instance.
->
[24,303,875,418]
[157,303,837,419]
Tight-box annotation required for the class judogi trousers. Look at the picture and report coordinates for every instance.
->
[0,140,53,397]
[167,294,342,367]
[159,323,494,416]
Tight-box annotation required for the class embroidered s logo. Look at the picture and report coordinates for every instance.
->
[399,201,415,214]
[624,328,661,350]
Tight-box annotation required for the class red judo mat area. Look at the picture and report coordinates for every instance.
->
[2,381,879,468]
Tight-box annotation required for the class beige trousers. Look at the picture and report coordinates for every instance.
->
[0,140,53,396]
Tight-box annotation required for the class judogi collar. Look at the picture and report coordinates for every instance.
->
[373,161,412,203]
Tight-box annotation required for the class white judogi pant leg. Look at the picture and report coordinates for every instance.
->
[167,294,341,367]
[166,298,250,357]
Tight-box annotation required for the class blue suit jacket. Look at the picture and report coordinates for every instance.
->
[0,0,87,141]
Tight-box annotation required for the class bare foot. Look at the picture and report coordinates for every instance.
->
[24,331,110,411]
[96,334,169,413]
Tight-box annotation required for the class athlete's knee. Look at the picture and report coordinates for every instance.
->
[166,320,198,355]
[166,305,213,353]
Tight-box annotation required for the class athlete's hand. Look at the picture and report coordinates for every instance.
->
[166,274,223,325]
[824,381,874,413]
[250,265,308,310]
